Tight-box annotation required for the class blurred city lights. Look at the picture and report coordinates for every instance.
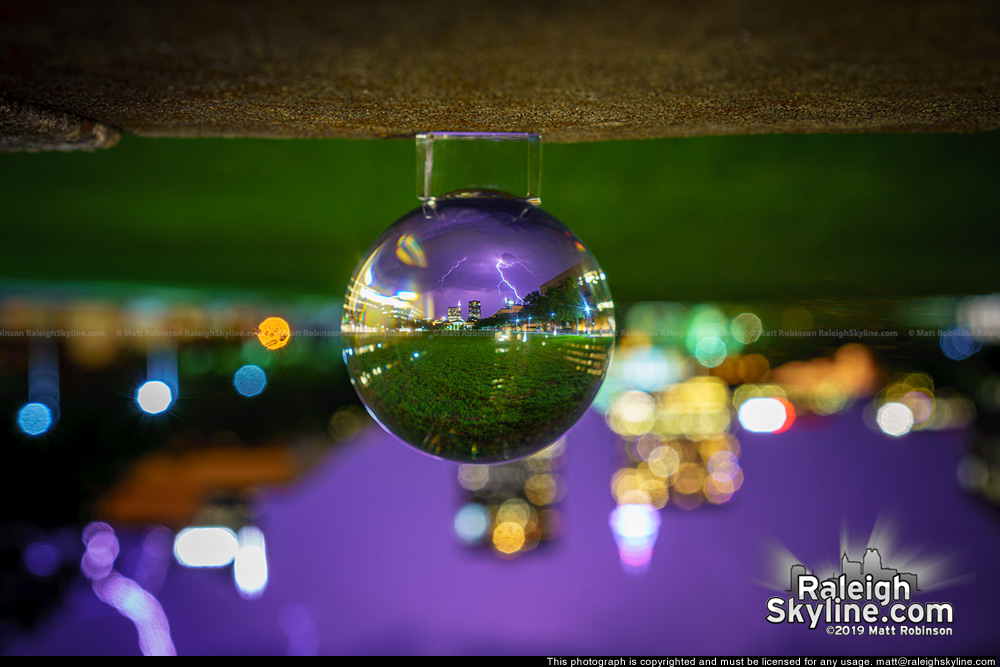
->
[524,473,562,505]
[620,345,676,392]
[695,336,728,368]
[23,542,60,577]
[731,313,763,344]
[21,340,60,435]
[737,354,771,384]
[81,522,120,580]
[607,390,656,436]
[737,397,791,433]
[257,316,291,351]
[457,464,490,492]
[234,364,268,397]
[454,503,490,544]
[901,390,933,425]
[609,504,661,573]
[940,327,982,361]
[136,380,173,415]
[92,574,176,656]
[17,402,53,436]
[234,526,268,599]
[774,399,796,433]
[646,444,681,479]
[173,526,238,567]
[456,438,565,558]
[82,522,175,656]
[492,521,526,555]
[612,465,668,508]
[957,294,1000,341]
[656,377,731,441]
[876,402,914,437]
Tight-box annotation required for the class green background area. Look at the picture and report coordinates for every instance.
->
[1,131,998,304]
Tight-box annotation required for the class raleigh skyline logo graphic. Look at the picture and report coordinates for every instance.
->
[766,547,955,635]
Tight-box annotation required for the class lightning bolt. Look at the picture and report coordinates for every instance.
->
[495,258,533,304]
[434,257,468,289]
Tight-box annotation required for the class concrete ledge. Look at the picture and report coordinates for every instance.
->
[0,0,997,145]
[0,96,120,152]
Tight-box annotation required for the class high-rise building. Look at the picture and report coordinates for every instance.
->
[447,305,462,321]
[468,300,481,321]
[789,564,807,593]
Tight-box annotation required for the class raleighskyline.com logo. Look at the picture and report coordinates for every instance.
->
[765,548,954,635]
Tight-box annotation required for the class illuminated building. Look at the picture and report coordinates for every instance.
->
[446,304,468,329]
[492,302,523,318]
[539,263,607,295]
[468,300,481,322]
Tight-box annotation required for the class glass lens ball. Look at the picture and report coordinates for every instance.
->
[342,196,615,463]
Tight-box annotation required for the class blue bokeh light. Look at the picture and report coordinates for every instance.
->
[940,327,982,361]
[17,402,53,436]
[234,364,268,397]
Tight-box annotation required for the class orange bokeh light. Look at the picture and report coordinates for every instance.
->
[256,317,291,350]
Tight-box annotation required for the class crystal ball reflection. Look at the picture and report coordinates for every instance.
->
[342,196,615,463]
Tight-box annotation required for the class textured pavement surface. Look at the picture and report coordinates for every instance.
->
[1,0,998,149]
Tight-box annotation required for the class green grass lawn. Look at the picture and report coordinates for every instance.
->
[344,332,613,462]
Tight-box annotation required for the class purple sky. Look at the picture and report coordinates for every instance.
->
[374,203,592,320]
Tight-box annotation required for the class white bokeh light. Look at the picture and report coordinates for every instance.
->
[737,397,788,433]
[877,402,914,437]
[136,380,173,415]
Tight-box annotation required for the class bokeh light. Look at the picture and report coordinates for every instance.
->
[492,521,526,555]
[731,312,763,345]
[607,390,656,436]
[609,503,661,572]
[454,503,490,544]
[136,380,173,415]
[620,345,675,392]
[173,527,238,568]
[82,522,175,656]
[81,522,120,580]
[940,327,982,361]
[17,402,53,436]
[876,402,914,437]
[737,397,790,433]
[233,364,268,397]
[695,336,728,368]
[257,316,291,351]
[234,526,268,599]
[455,438,565,558]
[23,542,60,577]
